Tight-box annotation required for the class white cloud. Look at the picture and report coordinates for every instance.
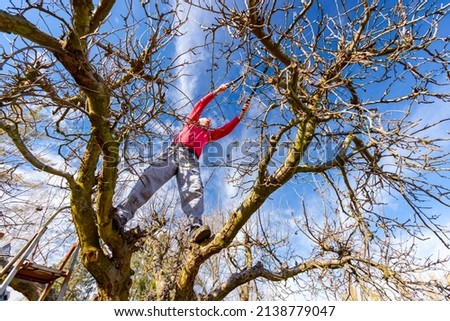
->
[407,88,450,148]
[173,3,213,108]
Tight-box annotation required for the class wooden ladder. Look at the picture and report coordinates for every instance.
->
[0,206,79,301]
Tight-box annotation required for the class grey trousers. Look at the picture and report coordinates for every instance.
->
[118,144,204,224]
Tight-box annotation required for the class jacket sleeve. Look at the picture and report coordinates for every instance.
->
[209,116,240,141]
[187,92,215,122]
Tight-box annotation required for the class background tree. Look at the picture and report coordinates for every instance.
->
[1,0,450,301]
[1,0,189,300]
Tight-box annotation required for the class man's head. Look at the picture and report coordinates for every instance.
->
[199,117,212,128]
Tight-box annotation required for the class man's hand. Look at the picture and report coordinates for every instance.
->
[214,83,230,95]
[239,101,251,119]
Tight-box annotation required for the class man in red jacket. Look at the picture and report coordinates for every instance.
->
[113,83,250,243]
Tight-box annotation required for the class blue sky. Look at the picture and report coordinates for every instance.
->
[1,0,448,249]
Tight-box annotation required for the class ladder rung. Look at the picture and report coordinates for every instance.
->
[13,261,67,284]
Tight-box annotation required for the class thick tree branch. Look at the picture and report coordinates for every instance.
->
[203,256,353,300]
[0,10,64,53]
[66,0,94,53]
[0,120,74,184]
[90,0,116,34]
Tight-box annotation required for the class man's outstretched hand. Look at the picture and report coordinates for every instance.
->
[239,101,251,119]
[214,83,230,95]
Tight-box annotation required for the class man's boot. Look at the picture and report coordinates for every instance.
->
[111,207,129,235]
[190,224,211,243]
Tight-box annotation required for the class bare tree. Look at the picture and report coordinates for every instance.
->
[177,0,450,300]
[1,0,450,301]
[0,0,189,300]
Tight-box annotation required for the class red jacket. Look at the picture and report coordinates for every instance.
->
[173,92,240,158]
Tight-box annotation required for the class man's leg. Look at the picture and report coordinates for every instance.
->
[115,147,177,229]
[176,148,210,243]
